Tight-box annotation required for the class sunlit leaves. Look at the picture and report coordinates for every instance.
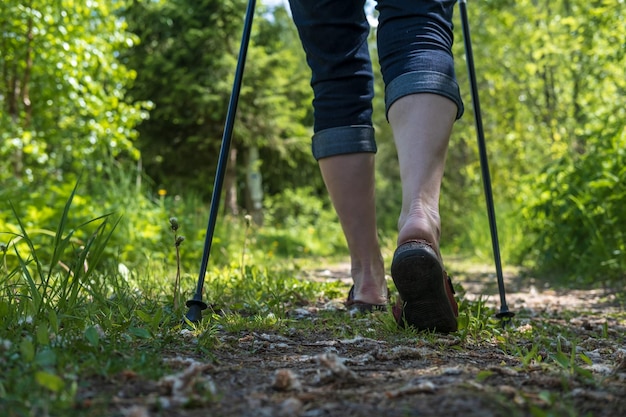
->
[442,1,626,270]
[122,0,317,194]
[522,127,626,284]
[0,0,147,185]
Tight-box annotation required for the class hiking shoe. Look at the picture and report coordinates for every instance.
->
[391,240,458,333]
[345,285,388,315]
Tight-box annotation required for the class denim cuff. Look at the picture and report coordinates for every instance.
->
[385,71,465,120]
[312,125,377,160]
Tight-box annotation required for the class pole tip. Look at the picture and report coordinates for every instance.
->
[184,299,208,323]
[496,307,515,327]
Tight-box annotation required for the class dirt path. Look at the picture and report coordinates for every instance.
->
[107,263,626,417]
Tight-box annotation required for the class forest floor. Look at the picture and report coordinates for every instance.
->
[89,262,626,417]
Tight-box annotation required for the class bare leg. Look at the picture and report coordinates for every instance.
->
[388,94,457,250]
[387,93,459,332]
[318,153,387,305]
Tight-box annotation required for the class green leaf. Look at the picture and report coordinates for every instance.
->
[14,244,42,315]
[20,338,35,363]
[574,364,594,380]
[136,310,152,323]
[35,348,57,367]
[128,327,152,339]
[48,309,59,334]
[48,178,80,283]
[85,326,101,348]
[475,370,494,382]
[579,353,593,366]
[538,390,553,404]
[35,371,65,393]
[36,324,49,346]
[554,351,570,369]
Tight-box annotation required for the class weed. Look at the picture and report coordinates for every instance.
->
[515,342,544,368]
[457,295,501,341]
[169,217,184,310]
[241,214,253,277]
[551,338,595,385]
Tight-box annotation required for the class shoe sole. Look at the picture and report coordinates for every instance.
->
[391,241,458,333]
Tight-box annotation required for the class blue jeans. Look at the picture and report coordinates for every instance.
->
[288,0,464,160]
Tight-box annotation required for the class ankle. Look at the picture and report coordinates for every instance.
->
[397,203,441,247]
[350,256,387,304]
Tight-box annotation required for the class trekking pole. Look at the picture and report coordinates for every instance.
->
[458,0,514,323]
[185,0,256,323]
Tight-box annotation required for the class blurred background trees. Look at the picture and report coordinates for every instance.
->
[447,0,626,283]
[1,0,624,286]
[0,0,146,186]
[121,0,318,213]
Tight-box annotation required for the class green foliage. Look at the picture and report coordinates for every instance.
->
[0,181,344,416]
[0,0,147,186]
[520,127,626,285]
[0,165,341,286]
[2,181,122,318]
[122,0,245,189]
[1,165,160,275]
[454,0,626,188]
[456,296,501,341]
[0,183,135,416]
[122,1,319,198]
[0,180,623,416]
[258,187,347,258]
[435,0,626,275]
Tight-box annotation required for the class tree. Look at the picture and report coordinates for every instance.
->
[0,0,146,187]
[456,0,625,193]
[122,1,319,214]
[459,0,626,281]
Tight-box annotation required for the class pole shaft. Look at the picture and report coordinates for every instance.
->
[193,0,257,300]
[459,0,511,315]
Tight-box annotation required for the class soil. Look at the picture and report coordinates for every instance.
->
[84,263,626,417]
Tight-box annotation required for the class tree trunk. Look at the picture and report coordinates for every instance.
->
[6,5,34,179]
[223,147,239,215]
[245,146,264,226]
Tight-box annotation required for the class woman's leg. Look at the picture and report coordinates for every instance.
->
[377,0,463,331]
[388,94,456,248]
[319,153,386,305]
[376,0,463,251]
[289,0,386,305]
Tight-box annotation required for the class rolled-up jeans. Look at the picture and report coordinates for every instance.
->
[288,0,464,160]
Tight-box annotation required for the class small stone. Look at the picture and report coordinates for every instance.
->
[272,369,302,391]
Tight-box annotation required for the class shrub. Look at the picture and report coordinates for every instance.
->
[520,127,626,286]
